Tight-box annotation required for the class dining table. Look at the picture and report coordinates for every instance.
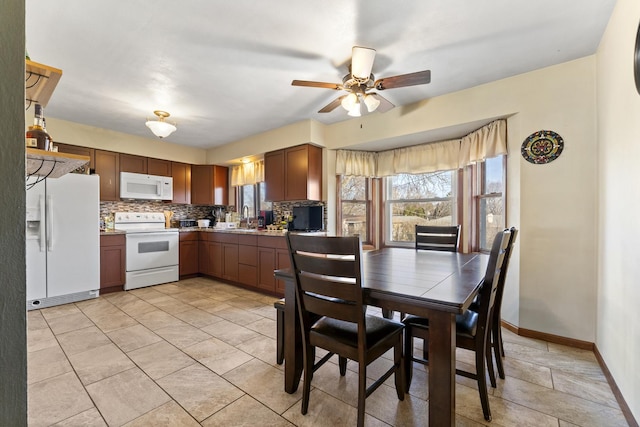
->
[275,247,489,427]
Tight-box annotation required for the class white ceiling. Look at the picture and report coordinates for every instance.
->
[26,1,615,151]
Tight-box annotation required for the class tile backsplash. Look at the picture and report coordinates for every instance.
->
[100,201,224,222]
[100,200,326,229]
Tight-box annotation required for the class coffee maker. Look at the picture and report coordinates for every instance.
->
[257,210,274,229]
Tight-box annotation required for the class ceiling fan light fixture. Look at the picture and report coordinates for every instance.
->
[341,93,359,112]
[351,46,376,79]
[364,94,381,112]
[145,110,177,138]
[347,101,362,117]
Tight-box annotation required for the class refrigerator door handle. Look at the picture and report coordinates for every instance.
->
[38,195,46,252]
[46,195,53,251]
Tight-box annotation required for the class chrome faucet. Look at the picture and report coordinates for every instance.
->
[242,205,252,228]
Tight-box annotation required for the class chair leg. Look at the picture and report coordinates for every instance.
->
[394,337,405,401]
[491,316,505,379]
[382,308,394,319]
[357,361,367,427]
[486,340,497,388]
[276,307,284,365]
[403,326,414,393]
[339,356,347,376]
[475,342,492,421]
[301,346,315,415]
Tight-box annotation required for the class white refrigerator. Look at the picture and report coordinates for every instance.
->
[26,173,100,310]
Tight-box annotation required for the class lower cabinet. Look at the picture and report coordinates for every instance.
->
[184,231,288,296]
[100,234,125,294]
[179,232,199,278]
[238,235,258,287]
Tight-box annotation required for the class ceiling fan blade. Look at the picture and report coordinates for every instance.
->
[318,96,346,113]
[292,80,342,90]
[351,46,376,79]
[369,93,395,113]
[374,70,431,90]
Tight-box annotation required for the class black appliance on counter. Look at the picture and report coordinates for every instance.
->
[291,206,323,231]
[258,210,274,229]
[174,218,198,228]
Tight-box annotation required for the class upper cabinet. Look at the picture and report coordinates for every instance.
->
[95,150,120,201]
[148,158,172,177]
[119,153,147,174]
[171,162,191,204]
[191,165,229,206]
[25,60,62,108]
[264,144,322,201]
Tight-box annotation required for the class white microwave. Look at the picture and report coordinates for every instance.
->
[120,172,173,200]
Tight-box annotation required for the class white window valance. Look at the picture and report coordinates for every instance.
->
[336,119,507,177]
[231,160,265,187]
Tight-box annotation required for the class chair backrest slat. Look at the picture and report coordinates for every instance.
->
[415,225,461,252]
[287,234,365,327]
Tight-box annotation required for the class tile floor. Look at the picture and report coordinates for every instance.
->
[27,277,629,426]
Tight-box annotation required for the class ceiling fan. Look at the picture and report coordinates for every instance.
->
[292,46,431,116]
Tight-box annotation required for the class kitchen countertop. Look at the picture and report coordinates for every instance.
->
[178,227,326,236]
[100,229,126,235]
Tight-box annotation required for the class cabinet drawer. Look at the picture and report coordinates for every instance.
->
[179,231,199,242]
[209,233,239,244]
[258,234,287,249]
[101,234,125,247]
[238,245,257,266]
[237,234,257,246]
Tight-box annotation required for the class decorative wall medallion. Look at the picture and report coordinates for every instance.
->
[521,130,564,164]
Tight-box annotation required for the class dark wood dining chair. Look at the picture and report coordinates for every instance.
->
[474,226,518,379]
[403,229,510,421]
[415,224,461,251]
[286,234,405,427]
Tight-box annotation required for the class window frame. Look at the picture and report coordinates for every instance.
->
[336,175,373,245]
[383,171,458,247]
[473,155,506,253]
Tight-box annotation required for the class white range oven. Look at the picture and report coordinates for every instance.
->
[114,212,179,290]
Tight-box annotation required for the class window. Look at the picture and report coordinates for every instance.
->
[338,176,371,243]
[238,182,272,217]
[477,156,505,251]
[385,171,456,245]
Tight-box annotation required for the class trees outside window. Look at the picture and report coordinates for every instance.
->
[384,171,455,245]
[477,156,505,251]
[339,176,371,243]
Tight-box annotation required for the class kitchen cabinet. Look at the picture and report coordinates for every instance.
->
[264,144,322,201]
[191,164,229,206]
[257,234,289,294]
[238,235,258,287]
[100,234,125,293]
[119,153,147,174]
[171,162,191,204]
[55,143,95,173]
[179,232,199,278]
[94,149,120,201]
[199,238,210,276]
[264,150,285,202]
[148,158,172,177]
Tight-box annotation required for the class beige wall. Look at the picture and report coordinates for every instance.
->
[596,0,640,420]
[41,117,208,165]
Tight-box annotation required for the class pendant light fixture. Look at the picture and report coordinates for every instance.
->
[145,110,177,138]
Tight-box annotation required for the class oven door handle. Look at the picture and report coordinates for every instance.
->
[127,231,178,239]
